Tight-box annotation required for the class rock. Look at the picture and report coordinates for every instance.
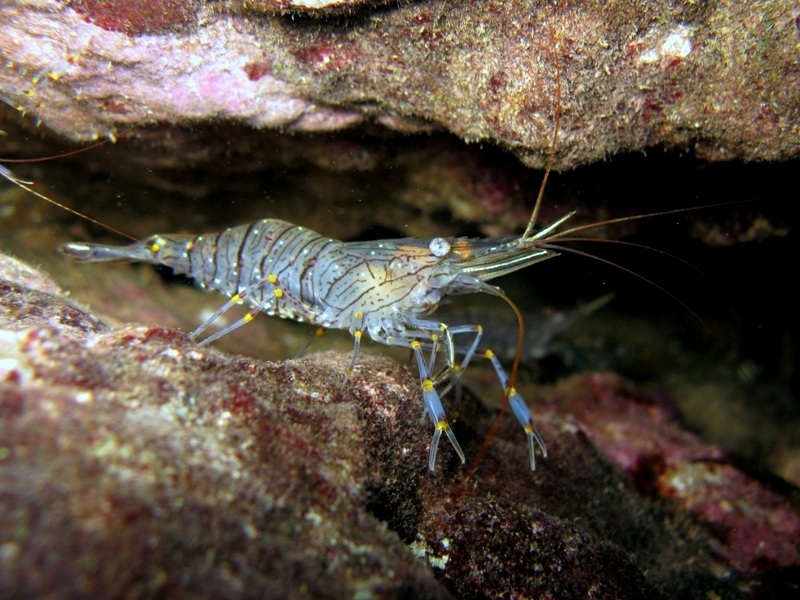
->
[0,253,448,598]
[2,252,799,597]
[1,0,798,167]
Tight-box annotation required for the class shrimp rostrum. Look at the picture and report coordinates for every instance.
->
[58,212,575,471]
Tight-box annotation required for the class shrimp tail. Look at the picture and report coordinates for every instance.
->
[58,241,153,263]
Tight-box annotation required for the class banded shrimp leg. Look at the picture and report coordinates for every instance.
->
[381,314,547,471]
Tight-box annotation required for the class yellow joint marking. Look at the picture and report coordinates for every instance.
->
[149,242,160,253]
[410,340,421,350]
[243,313,255,323]
[524,424,534,434]
[354,330,362,340]
[267,273,278,284]
[422,379,434,391]
[186,240,195,251]
[354,310,364,319]
[484,349,495,358]
[315,327,325,337]
[439,324,447,332]
[346,369,354,377]
[507,386,517,396]
[273,288,284,299]
[435,420,449,432]
[452,364,461,373]
[477,325,483,333]
[430,333,439,342]
[230,293,242,303]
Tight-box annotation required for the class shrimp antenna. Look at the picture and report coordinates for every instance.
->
[0,138,118,164]
[0,123,149,242]
[0,121,145,164]
[0,124,146,242]
[0,165,137,242]
[545,202,749,242]
[523,28,562,240]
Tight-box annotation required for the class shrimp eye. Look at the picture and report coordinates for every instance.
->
[429,237,451,257]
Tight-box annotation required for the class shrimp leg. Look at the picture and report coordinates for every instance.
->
[190,273,322,346]
[409,338,466,470]
[434,325,547,471]
[482,349,548,470]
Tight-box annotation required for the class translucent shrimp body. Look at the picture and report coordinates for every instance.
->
[61,214,573,470]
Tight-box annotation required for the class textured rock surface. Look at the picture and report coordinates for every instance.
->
[1,0,798,594]
[1,0,798,168]
[2,252,799,597]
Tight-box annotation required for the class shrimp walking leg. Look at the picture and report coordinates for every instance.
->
[190,274,316,346]
[428,321,547,471]
[405,338,466,470]
[189,277,275,344]
[347,311,365,375]
[434,324,484,407]
[483,349,548,470]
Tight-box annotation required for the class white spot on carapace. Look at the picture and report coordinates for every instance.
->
[429,237,451,257]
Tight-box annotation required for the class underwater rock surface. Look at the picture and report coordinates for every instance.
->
[1,252,799,598]
[1,0,798,168]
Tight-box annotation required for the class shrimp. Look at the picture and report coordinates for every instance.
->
[3,157,569,471]
[53,209,579,472]
[1,144,732,474]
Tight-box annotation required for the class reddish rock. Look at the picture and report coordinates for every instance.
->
[1,0,798,167]
[2,253,799,597]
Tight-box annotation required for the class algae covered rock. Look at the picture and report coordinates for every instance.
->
[2,252,799,597]
[1,0,798,167]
